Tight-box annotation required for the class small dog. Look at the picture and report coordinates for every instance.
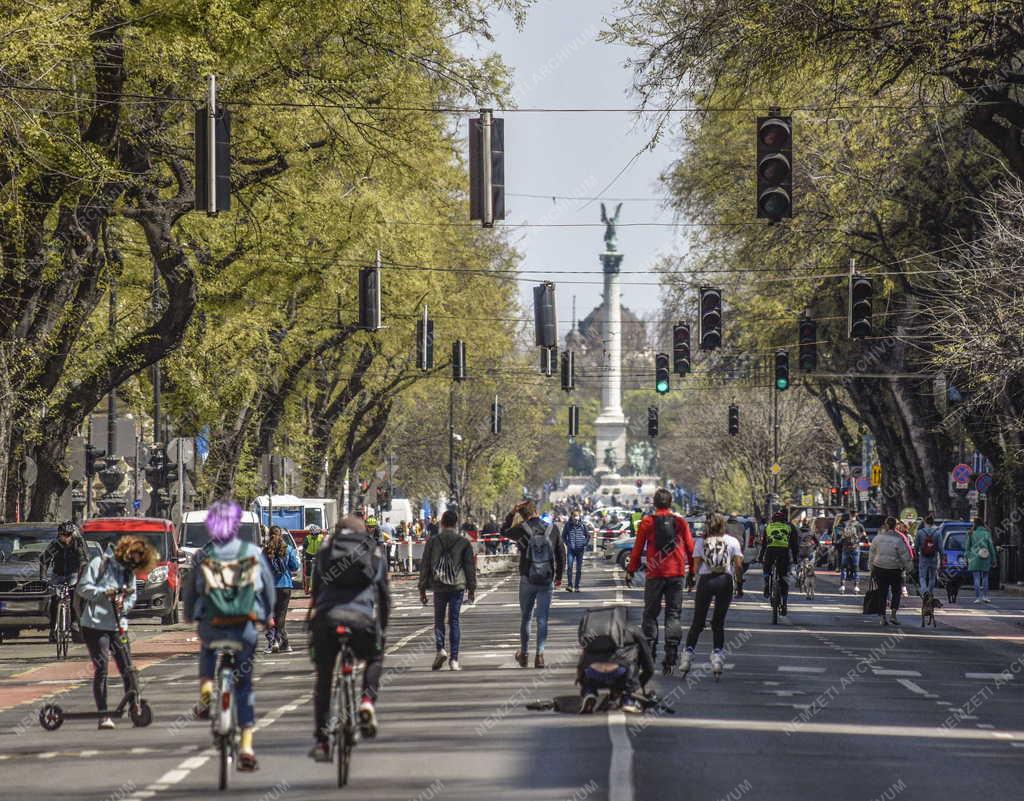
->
[945,572,963,605]
[921,591,943,627]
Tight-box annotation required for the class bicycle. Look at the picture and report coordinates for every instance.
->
[52,581,74,660]
[329,623,361,787]
[209,639,244,791]
[797,557,815,600]
[767,561,784,625]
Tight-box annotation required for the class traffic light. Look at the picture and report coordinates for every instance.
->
[540,345,556,376]
[416,308,434,370]
[647,406,659,437]
[560,350,575,392]
[490,395,502,435]
[358,254,382,331]
[164,456,179,486]
[830,486,839,505]
[568,404,579,438]
[452,340,466,381]
[533,281,557,348]
[774,349,790,391]
[672,322,691,376]
[469,109,505,227]
[848,274,873,338]
[798,317,818,371]
[655,352,670,394]
[756,114,792,220]
[699,287,722,350]
[728,404,739,436]
[85,444,106,477]
[194,76,231,215]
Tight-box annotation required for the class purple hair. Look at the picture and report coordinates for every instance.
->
[206,499,242,544]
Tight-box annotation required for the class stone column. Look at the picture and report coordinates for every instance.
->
[594,251,627,474]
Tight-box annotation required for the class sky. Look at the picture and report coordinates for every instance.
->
[472,0,682,339]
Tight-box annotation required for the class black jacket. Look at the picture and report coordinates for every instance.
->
[40,536,90,579]
[502,513,566,584]
[418,528,477,593]
[577,622,654,688]
[311,533,391,630]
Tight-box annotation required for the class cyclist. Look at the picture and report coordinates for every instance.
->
[758,510,799,616]
[76,535,157,729]
[41,521,90,642]
[184,500,275,772]
[839,512,867,593]
[307,515,391,761]
[302,524,324,593]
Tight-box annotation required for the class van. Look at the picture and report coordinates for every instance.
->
[180,509,264,560]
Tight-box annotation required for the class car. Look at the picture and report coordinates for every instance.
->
[0,522,61,640]
[937,521,973,583]
[597,520,633,552]
[180,509,264,560]
[81,518,182,625]
[612,537,636,570]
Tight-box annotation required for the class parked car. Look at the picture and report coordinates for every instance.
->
[612,537,636,570]
[938,521,973,583]
[81,518,182,625]
[0,522,61,640]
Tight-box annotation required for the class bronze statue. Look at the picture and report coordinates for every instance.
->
[600,202,622,252]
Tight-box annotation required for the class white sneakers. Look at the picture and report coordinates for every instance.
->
[854,585,861,594]
[98,716,115,730]
[449,659,461,671]
[839,584,846,593]
[432,649,448,670]
[679,649,693,675]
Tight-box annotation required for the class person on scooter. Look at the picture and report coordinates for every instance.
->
[76,535,157,729]
[41,520,90,642]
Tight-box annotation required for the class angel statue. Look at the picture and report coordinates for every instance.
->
[600,202,622,252]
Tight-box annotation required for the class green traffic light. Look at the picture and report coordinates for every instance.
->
[656,380,669,394]
[775,377,789,391]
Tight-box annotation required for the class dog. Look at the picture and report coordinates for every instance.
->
[921,591,943,627]
[944,571,963,605]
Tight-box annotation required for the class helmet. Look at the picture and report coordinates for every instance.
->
[366,517,378,527]
[771,510,787,523]
[57,520,79,538]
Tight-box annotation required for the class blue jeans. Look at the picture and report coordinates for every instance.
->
[918,558,938,595]
[519,580,553,654]
[198,622,258,728]
[567,548,585,589]
[841,549,859,584]
[433,589,464,658]
[972,570,990,599]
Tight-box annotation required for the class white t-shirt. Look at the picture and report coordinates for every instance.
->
[693,534,743,576]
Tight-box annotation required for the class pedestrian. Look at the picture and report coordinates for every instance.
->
[502,499,565,668]
[625,487,695,674]
[915,514,943,596]
[263,525,300,653]
[481,514,500,555]
[561,508,591,592]
[894,520,915,597]
[419,509,476,671]
[868,517,912,626]
[840,511,867,593]
[966,518,996,604]
[76,535,157,729]
[680,514,743,676]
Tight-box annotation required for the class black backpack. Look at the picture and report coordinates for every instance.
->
[525,522,556,586]
[578,605,628,653]
[654,514,678,554]
[319,531,377,589]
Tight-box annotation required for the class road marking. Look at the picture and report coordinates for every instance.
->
[976,724,995,729]
[896,679,930,696]
[873,669,921,677]
[645,716,1024,741]
[778,666,825,674]
[607,710,633,801]
[965,672,1014,680]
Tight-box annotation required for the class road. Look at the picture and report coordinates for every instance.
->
[1,556,1023,800]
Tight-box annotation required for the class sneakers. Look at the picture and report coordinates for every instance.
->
[565,586,573,593]
[973,598,982,604]
[710,650,725,677]
[280,644,293,653]
[621,697,640,714]
[854,585,861,594]
[580,694,597,714]
[449,659,461,671]
[358,697,378,738]
[271,641,280,654]
[238,752,258,771]
[679,649,693,675]
[902,586,909,597]
[780,603,788,617]
[97,715,115,730]
[983,598,993,604]
[534,653,545,669]
[263,645,275,655]
[514,650,528,668]
[890,613,900,626]
[839,584,846,594]
[308,740,330,762]
[432,649,448,671]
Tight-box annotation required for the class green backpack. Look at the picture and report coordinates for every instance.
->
[198,542,260,626]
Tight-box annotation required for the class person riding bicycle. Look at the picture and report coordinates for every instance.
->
[758,510,800,616]
[798,528,819,564]
[41,521,90,642]
[302,524,324,593]
[307,515,391,762]
[184,500,275,772]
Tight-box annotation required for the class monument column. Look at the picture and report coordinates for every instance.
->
[593,204,627,474]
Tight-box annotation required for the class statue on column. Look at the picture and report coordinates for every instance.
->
[600,202,622,252]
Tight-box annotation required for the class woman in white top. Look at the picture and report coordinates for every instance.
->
[680,513,744,677]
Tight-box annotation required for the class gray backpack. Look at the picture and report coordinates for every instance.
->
[526,522,555,586]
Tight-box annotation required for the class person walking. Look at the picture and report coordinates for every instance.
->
[914,514,943,596]
[966,518,996,604]
[419,509,476,671]
[680,514,743,676]
[561,509,591,592]
[502,499,565,668]
[868,517,912,626]
[263,525,301,653]
[625,488,695,674]
[840,512,867,593]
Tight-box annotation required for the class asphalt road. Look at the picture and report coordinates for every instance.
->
[1,555,1023,800]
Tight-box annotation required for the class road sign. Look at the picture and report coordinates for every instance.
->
[770,463,782,475]
[858,491,869,502]
[167,437,195,466]
[975,473,993,494]
[801,494,813,507]
[871,464,881,487]
[855,476,870,492]
[967,490,979,504]
[951,463,972,484]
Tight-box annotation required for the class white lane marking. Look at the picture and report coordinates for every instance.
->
[645,716,1024,741]
[179,756,209,770]
[770,690,805,697]
[37,752,57,759]
[778,666,825,674]
[607,710,634,801]
[965,672,1014,680]
[154,769,189,785]
[896,679,931,696]
[873,669,921,677]
[976,724,995,729]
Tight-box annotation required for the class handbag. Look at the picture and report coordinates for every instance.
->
[862,577,882,615]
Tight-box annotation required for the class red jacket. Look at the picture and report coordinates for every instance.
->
[627,510,695,578]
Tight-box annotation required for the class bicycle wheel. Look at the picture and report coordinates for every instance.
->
[218,735,229,790]
[771,570,780,625]
[337,676,354,787]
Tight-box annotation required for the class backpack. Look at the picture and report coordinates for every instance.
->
[197,542,260,626]
[920,533,937,558]
[653,514,677,554]
[431,538,463,587]
[703,536,732,574]
[324,545,387,637]
[320,530,377,590]
[526,522,555,586]
[578,605,628,653]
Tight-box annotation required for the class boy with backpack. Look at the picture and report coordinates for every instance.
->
[576,605,653,714]
[502,499,566,668]
[419,509,477,671]
[184,500,276,772]
[307,515,391,761]
[914,514,943,596]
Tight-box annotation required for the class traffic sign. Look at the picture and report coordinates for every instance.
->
[801,494,813,507]
[858,491,869,502]
[855,476,870,492]
[871,464,881,487]
[976,473,993,494]
[770,463,782,475]
[951,463,972,483]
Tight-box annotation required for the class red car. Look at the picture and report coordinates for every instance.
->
[81,518,182,625]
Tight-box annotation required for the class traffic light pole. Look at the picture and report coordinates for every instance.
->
[772,382,780,514]
[448,381,457,510]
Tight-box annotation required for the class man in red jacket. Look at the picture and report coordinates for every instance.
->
[626,488,695,674]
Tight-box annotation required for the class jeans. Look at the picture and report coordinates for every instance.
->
[873,567,903,614]
[686,573,734,651]
[433,589,464,658]
[918,558,939,596]
[198,622,258,728]
[567,548,586,589]
[311,622,382,740]
[972,570,990,599]
[518,580,553,654]
[642,576,684,657]
[82,626,135,713]
[841,549,859,584]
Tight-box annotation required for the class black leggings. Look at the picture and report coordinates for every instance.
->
[272,588,292,647]
[311,622,383,739]
[685,573,734,651]
[82,626,135,712]
[873,567,903,614]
